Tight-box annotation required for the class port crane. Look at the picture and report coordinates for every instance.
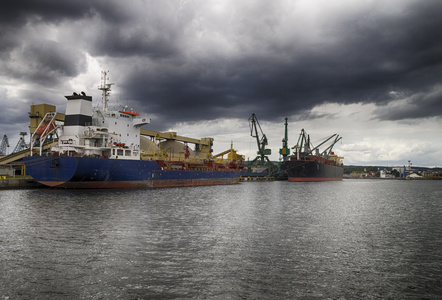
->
[13,132,28,153]
[247,113,272,167]
[0,134,9,156]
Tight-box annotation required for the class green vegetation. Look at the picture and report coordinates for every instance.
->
[390,169,401,177]
[344,166,379,174]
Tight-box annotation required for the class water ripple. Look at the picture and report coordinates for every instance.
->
[1,180,441,299]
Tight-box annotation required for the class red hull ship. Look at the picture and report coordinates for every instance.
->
[282,129,343,182]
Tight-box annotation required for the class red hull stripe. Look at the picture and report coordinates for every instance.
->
[288,177,342,182]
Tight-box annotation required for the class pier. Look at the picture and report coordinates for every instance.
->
[0,175,43,189]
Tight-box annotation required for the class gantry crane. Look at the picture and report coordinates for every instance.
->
[0,134,9,156]
[13,132,28,153]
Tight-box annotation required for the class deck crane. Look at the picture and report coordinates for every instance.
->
[247,113,272,167]
[293,129,341,159]
[310,133,339,156]
[0,134,9,156]
[320,134,342,157]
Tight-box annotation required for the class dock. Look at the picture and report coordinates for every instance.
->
[0,175,44,189]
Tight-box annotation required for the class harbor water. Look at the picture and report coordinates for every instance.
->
[1,180,441,299]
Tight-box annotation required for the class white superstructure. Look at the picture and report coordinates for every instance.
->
[33,71,149,160]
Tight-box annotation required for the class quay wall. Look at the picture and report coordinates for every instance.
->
[0,176,44,189]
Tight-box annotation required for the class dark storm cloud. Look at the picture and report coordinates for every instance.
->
[0,0,137,73]
[89,2,184,58]
[1,0,442,130]
[99,0,441,126]
[0,0,95,86]
[0,1,86,27]
[0,0,129,26]
[373,86,442,121]
[5,39,87,85]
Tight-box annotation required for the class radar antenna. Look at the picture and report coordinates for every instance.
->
[98,71,114,111]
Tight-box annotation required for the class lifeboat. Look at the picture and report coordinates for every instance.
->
[118,110,139,116]
[36,122,55,136]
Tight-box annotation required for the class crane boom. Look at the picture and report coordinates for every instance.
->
[247,113,271,166]
[310,134,337,154]
[321,135,342,156]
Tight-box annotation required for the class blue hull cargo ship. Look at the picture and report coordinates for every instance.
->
[24,72,244,189]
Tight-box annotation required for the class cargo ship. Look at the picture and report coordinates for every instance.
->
[281,129,343,181]
[24,72,244,189]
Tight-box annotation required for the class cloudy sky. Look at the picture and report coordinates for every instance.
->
[1,0,441,167]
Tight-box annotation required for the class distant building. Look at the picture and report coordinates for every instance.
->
[393,167,405,177]
[350,170,377,178]
[380,170,395,179]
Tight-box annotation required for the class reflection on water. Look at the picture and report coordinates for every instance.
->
[1,180,441,299]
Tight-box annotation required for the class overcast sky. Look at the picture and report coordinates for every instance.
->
[1,0,441,167]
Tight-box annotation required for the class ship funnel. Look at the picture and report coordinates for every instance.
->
[64,94,92,127]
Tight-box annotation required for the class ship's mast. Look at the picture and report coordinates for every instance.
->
[98,71,114,111]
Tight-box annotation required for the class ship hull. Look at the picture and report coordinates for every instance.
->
[282,160,343,182]
[24,156,240,189]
